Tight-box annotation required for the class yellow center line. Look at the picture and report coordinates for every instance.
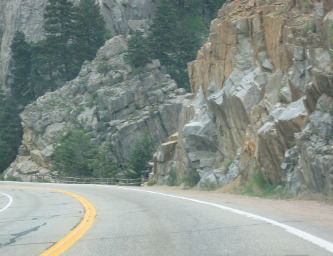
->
[0,185,96,256]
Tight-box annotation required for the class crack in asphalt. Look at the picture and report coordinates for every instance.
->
[0,223,47,247]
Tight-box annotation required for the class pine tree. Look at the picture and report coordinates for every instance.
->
[127,134,154,179]
[147,0,209,89]
[29,39,59,95]
[91,143,117,178]
[74,0,106,64]
[52,125,97,177]
[0,94,22,172]
[148,0,179,66]
[44,0,77,81]
[10,31,33,103]
[125,31,151,68]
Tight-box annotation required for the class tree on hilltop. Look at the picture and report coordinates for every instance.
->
[10,31,33,104]
[44,0,77,81]
[74,0,106,64]
[124,31,151,68]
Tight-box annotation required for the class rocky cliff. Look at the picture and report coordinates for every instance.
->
[4,0,333,196]
[154,0,333,195]
[5,35,189,180]
[0,0,155,88]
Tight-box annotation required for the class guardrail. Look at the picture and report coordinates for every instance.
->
[29,174,143,186]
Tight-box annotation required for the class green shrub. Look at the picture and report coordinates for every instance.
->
[201,180,220,191]
[239,169,291,198]
[167,169,178,186]
[86,96,95,107]
[132,67,146,76]
[224,161,232,173]
[108,77,123,86]
[147,180,156,186]
[97,61,111,75]
[91,143,118,178]
[182,169,200,187]
[52,125,97,177]
[127,134,154,179]
[252,170,266,189]
[274,9,285,16]
[0,174,4,180]
[5,175,17,181]
[37,178,50,183]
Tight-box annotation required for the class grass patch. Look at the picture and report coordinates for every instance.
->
[132,67,146,76]
[0,174,4,181]
[238,170,291,198]
[147,180,156,186]
[5,175,17,181]
[182,169,200,188]
[201,180,220,191]
[108,77,123,86]
[167,169,179,186]
[274,9,285,16]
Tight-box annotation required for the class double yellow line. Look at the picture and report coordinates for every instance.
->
[40,189,96,256]
[0,186,96,256]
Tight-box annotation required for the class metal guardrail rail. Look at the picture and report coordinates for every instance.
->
[29,174,143,186]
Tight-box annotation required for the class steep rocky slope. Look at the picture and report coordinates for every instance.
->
[3,0,333,196]
[5,36,189,180]
[154,0,333,195]
[0,0,155,88]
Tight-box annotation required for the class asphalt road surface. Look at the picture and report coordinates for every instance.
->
[0,181,333,256]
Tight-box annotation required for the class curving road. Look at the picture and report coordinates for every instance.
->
[1,182,333,256]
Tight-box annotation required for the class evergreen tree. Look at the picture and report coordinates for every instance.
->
[29,39,58,95]
[0,94,22,172]
[147,0,209,90]
[74,0,106,64]
[10,31,33,103]
[127,134,154,179]
[91,143,117,178]
[148,0,179,66]
[52,125,97,177]
[170,12,207,90]
[44,0,77,81]
[125,31,151,68]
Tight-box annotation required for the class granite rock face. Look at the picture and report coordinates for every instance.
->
[0,0,155,88]
[154,0,333,194]
[5,36,190,180]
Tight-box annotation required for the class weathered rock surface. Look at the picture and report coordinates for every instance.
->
[5,36,190,180]
[154,0,333,194]
[0,0,155,88]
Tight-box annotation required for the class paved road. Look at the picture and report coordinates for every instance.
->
[1,182,333,256]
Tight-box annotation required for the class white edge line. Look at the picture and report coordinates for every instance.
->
[0,192,13,213]
[113,186,333,254]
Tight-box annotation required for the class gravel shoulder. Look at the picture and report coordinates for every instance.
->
[140,185,333,230]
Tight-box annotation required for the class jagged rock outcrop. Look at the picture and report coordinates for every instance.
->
[5,36,190,180]
[0,0,155,88]
[154,0,333,194]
